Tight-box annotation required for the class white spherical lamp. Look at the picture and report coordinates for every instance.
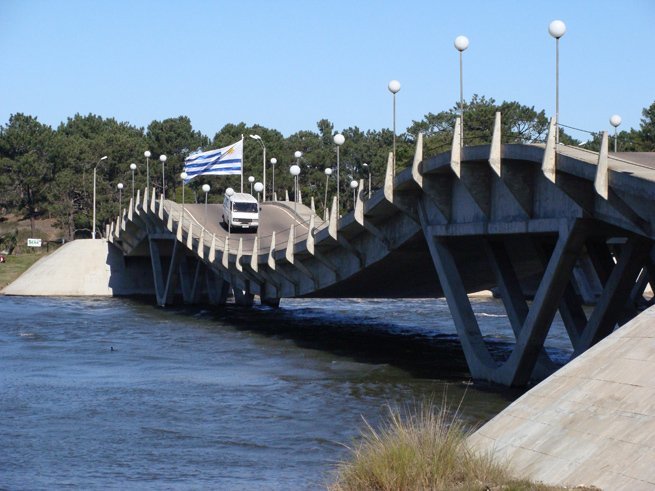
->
[548,20,566,39]
[333,133,345,146]
[117,183,124,190]
[254,182,264,193]
[388,80,401,94]
[294,151,302,159]
[454,35,469,52]
[610,114,622,128]
[159,154,167,162]
[290,164,301,176]
[144,150,151,158]
[202,184,210,193]
[270,157,277,165]
[226,187,235,197]
[180,172,188,180]
[324,168,332,176]
[248,176,255,183]
[130,163,137,171]
[350,180,358,189]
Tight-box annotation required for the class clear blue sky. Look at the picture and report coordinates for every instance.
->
[1,0,653,141]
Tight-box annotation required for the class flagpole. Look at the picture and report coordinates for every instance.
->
[240,134,244,193]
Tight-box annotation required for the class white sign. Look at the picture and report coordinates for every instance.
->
[27,238,42,247]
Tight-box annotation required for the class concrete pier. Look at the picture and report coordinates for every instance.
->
[470,305,655,490]
[1,239,154,296]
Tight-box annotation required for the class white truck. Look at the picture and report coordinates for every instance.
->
[222,192,259,232]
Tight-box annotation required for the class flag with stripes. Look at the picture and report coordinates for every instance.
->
[183,139,243,180]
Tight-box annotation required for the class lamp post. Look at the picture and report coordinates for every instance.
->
[92,155,108,239]
[129,163,137,202]
[388,80,401,174]
[202,183,210,228]
[248,175,255,195]
[144,150,151,193]
[549,20,566,145]
[270,158,277,199]
[254,181,264,203]
[159,154,167,198]
[290,164,301,215]
[180,172,188,224]
[249,134,267,201]
[610,114,622,153]
[350,179,358,209]
[454,36,469,148]
[333,134,344,212]
[362,163,371,197]
[117,183,124,215]
[323,167,332,215]
[225,187,235,239]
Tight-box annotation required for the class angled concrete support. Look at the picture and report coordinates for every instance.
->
[383,152,394,203]
[450,117,462,177]
[412,132,424,187]
[594,131,609,199]
[542,116,557,183]
[576,235,651,354]
[148,237,170,307]
[489,112,502,176]
[158,194,164,220]
[186,222,194,250]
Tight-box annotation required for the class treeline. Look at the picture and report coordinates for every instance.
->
[1,96,654,241]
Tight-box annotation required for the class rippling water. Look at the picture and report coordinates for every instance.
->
[0,295,573,490]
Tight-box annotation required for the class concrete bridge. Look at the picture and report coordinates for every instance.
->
[103,114,655,387]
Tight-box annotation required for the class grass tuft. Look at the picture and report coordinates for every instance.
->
[329,398,598,491]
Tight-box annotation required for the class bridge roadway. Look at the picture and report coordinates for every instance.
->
[108,113,655,386]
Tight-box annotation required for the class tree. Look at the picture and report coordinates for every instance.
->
[0,114,55,235]
[638,101,655,151]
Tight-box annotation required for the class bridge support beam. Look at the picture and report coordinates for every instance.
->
[420,204,592,385]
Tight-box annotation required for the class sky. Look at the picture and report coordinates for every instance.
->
[1,0,654,142]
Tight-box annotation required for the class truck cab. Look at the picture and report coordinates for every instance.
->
[222,192,259,231]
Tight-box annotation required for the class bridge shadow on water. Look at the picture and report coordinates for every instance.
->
[154,299,559,400]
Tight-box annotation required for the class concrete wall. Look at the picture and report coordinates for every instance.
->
[469,305,655,490]
[2,239,155,297]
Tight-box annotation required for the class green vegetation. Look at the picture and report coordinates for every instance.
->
[1,98,654,243]
[0,252,46,290]
[329,401,598,491]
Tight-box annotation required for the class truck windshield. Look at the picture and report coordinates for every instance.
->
[233,202,258,213]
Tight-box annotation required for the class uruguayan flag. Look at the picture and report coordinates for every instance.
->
[183,139,243,180]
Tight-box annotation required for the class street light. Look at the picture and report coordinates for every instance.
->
[362,163,371,197]
[202,183,210,227]
[249,134,267,201]
[129,163,137,202]
[225,187,235,238]
[290,164,301,215]
[350,180,358,208]
[454,36,469,148]
[333,134,345,212]
[254,181,264,203]
[270,158,277,199]
[323,167,332,215]
[159,154,167,198]
[180,171,188,224]
[144,150,151,193]
[92,155,108,239]
[549,20,566,145]
[248,175,255,194]
[610,114,622,153]
[388,80,401,174]
[117,182,124,215]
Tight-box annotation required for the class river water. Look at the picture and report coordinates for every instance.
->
[0,295,573,490]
